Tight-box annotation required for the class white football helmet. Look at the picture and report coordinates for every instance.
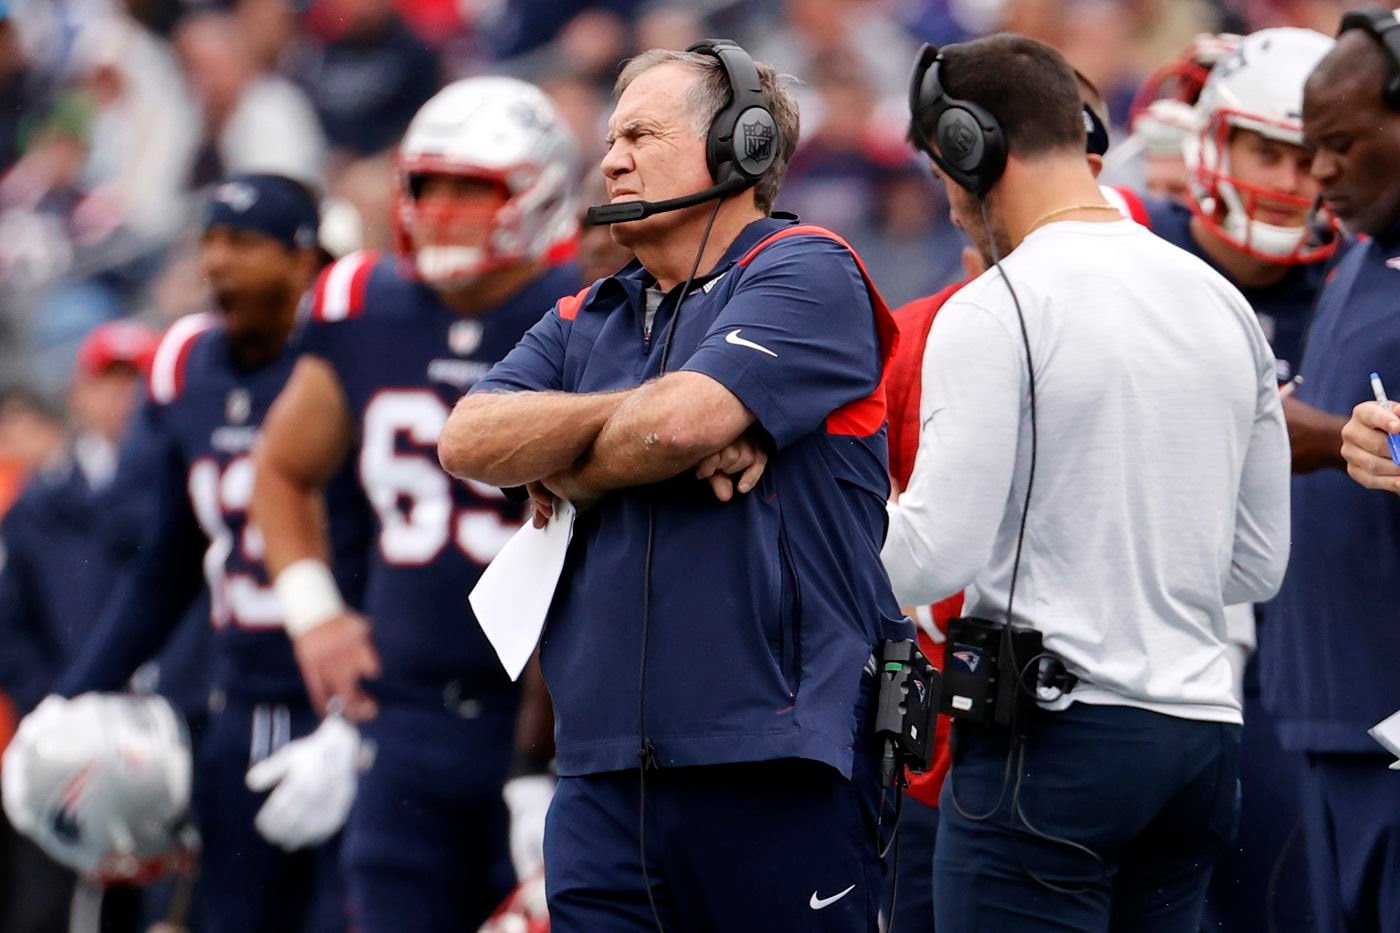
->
[1184,28,1337,264]
[394,77,579,286]
[1,695,195,883]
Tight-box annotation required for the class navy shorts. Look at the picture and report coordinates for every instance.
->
[545,758,885,933]
[936,702,1240,933]
[341,696,516,933]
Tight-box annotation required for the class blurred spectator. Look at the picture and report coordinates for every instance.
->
[541,70,611,171]
[301,0,440,160]
[751,0,920,114]
[633,5,702,56]
[553,7,630,89]
[0,2,48,176]
[776,49,962,303]
[778,50,909,232]
[235,0,304,74]
[70,13,200,244]
[0,387,63,516]
[0,322,160,711]
[175,10,326,190]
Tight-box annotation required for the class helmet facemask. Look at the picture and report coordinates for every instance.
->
[1186,110,1336,265]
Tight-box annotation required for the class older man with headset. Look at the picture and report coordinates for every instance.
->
[440,40,909,933]
[883,33,1290,931]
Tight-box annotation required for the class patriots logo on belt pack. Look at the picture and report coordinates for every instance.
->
[951,648,981,673]
[742,120,774,163]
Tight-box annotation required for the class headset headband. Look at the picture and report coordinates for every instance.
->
[1339,7,1400,109]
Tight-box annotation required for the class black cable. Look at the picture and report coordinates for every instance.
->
[884,784,905,928]
[636,196,726,933]
[944,199,1039,828]
[1008,739,1105,894]
[981,199,1037,638]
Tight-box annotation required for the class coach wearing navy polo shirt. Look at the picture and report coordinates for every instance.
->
[1274,12,1400,931]
[440,42,908,932]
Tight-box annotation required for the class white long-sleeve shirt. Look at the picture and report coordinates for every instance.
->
[882,219,1290,724]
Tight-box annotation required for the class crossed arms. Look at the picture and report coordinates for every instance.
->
[438,371,767,513]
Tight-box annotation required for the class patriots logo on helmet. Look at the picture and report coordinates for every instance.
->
[50,765,94,845]
[951,648,981,673]
[742,120,774,163]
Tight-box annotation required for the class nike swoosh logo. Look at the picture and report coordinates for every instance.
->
[725,328,777,358]
[808,884,856,910]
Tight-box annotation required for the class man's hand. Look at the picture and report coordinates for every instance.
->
[526,481,555,529]
[1341,400,1400,493]
[1283,395,1348,474]
[694,436,769,502]
[540,468,601,512]
[292,613,381,721]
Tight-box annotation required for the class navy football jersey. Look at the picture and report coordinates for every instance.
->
[299,251,580,690]
[61,313,371,701]
[1137,194,1325,383]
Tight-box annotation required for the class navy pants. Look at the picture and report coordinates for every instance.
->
[195,695,347,933]
[1202,674,1312,932]
[1299,751,1400,933]
[887,793,938,933]
[545,759,884,932]
[342,697,516,933]
[935,703,1240,933]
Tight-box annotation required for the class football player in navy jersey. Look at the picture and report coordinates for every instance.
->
[1106,29,1337,933]
[1107,27,1336,388]
[250,77,580,932]
[20,174,371,933]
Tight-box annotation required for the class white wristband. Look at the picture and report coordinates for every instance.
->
[274,558,346,638]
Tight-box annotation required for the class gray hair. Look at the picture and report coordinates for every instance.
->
[615,48,800,215]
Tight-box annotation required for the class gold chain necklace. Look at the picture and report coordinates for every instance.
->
[1024,203,1122,237]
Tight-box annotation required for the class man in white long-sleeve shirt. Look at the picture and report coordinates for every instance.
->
[886,34,1291,932]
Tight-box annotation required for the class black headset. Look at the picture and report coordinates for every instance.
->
[687,39,781,187]
[907,43,1008,196]
[1339,7,1400,109]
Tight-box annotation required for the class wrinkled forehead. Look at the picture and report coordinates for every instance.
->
[608,62,701,135]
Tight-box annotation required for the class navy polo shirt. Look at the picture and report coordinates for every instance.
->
[472,216,912,778]
[1263,228,1400,753]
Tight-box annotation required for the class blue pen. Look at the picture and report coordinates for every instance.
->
[1369,372,1400,467]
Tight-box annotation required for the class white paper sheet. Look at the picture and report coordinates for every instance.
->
[1367,707,1400,770]
[469,500,575,681]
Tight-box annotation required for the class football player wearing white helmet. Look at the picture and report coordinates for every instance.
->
[251,77,579,932]
[1184,28,1338,270]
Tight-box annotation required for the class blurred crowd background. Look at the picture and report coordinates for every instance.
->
[0,0,1371,514]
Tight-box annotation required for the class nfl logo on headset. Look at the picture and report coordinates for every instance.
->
[742,120,774,163]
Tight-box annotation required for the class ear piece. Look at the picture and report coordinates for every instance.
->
[907,43,1007,196]
[687,39,778,187]
[1339,7,1400,110]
